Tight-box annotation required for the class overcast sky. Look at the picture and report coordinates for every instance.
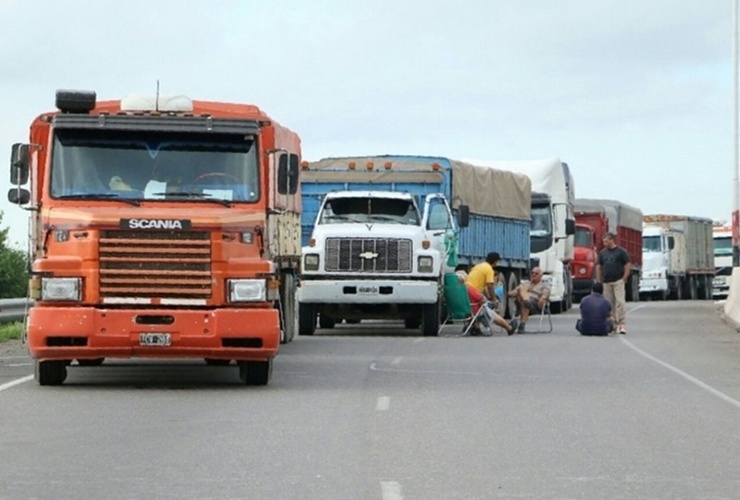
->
[0,0,732,247]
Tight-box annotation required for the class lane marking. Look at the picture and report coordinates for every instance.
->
[620,337,740,409]
[0,375,33,393]
[381,481,403,500]
[369,361,480,376]
[376,396,390,411]
[391,356,403,365]
[412,338,424,343]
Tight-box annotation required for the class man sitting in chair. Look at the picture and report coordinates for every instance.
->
[456,271,518,336]
[509,267,550,334]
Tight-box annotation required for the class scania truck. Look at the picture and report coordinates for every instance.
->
[8,90,302,386]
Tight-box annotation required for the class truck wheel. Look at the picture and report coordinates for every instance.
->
[35,360,67,386]
[298,303,317,335]
[238,359,272,386]
[505,271,519,319]
[421,301,440,336]
[279,273,297,344]
[684,276,698,300]
[550,301,562,314]
[319,314,336,329]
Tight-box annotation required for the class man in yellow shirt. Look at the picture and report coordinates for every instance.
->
[466,252,500,302]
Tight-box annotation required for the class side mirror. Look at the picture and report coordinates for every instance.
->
[457,204,470,228]
[278,153,299,195]
[565,218,575,236]
[10,143,30,185]
[8,187,30,205]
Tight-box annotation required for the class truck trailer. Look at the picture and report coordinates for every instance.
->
[298,155,532,334]
[572,198,643,302]
[7,90,302,386]
[639,215,714,300]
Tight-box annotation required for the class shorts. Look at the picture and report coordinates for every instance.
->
[523,297,541,314]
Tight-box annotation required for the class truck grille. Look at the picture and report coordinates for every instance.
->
[325,238,412,273]
[99,230,212,299]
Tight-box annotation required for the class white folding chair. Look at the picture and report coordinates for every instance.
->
[461,303,496,336]
[534,302,553,333]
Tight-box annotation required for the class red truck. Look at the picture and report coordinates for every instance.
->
[7,89,302,386]
[572,198,643,302]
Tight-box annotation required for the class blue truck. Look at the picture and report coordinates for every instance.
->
[298,155,532,334]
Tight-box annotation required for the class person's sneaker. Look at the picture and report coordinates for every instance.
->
[619,326,627,335]
[508,318,520,336]
[517,321,526,334]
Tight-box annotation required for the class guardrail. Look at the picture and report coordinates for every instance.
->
[0,298,33,323]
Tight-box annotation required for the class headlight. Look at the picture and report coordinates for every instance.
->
[304,254,320,271]
[577,267,586,275]
[41,277,81,301]
[418,256,434,273]
[228,279,266,302]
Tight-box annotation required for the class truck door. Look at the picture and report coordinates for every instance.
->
[422,194,457,272]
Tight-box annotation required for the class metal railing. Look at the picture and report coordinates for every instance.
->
[0,298,33,323]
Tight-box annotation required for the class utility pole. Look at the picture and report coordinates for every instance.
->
[734,0,740,266]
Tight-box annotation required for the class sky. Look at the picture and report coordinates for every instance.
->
[0,0,733,248]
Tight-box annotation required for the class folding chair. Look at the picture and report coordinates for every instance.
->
[533,302,553,333]
[439,273,495,336]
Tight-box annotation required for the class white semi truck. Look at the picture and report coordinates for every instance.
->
[712,224,733,299]
[639,215,715,300]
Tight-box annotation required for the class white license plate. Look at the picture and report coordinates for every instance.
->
[357,286,379,294]
[139,333,171,346]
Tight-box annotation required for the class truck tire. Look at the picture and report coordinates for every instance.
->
[299,303,317,336]
[421,301,440,336]
[684,276,698,300]
[35,360,67,386]
[319,314,336,329]
[280,272,297,344]
[505,270,520,319]
[238,359,272,386]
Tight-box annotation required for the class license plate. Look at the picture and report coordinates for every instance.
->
[139,333,171,347]
[357,286,379,294]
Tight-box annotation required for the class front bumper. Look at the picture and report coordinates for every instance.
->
[27,306,280,362]
[298,279,439,304]
[639,278,668,294]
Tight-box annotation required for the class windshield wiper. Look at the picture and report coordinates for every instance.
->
[152,192,232,207]
[56,193,140,206]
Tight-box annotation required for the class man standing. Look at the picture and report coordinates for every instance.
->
[576,282,613,335]
[596,232,631,334]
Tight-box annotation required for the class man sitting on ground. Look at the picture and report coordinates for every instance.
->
[576,282,614,336]
[509,267,550,333]
[456,271,518,336]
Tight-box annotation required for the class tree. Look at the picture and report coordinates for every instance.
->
[0,212,28,298]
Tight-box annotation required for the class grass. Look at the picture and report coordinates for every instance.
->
[0,322,24,343]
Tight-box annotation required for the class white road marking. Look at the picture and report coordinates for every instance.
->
[391,356,403,365]
[381,481,403,500]
[376,396,390,411]
[620,337,740,409]
[0,375,33,392]
[412,338,424,343]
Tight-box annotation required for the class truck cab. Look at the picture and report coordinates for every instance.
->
[640,225,675,300]
[713,226,733,299]
[572,222,598,300]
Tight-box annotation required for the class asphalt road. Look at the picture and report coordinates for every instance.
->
[2,301,740,499]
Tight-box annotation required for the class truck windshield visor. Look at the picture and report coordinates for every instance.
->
[319,197,420,225]
[50,129,259,203]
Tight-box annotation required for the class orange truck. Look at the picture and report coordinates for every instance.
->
[7,90,302,386]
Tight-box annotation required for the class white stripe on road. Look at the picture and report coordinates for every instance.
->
[0,375,33,393]
[620,337,740,409]
[391,357,403,365]
[376,396,390,411]
[381,481,403,500]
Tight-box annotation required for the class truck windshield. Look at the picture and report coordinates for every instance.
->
[643,236,661,252]
[530,206,551,236]
[714,236,732,256]
[319,197,420,225]
[574,226,591,247]
[50,128,259,203]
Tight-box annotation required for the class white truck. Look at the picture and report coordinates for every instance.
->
[639,215,715,300]
[712,224,733,299]
[298,189,466,336]
[465,157,576,313]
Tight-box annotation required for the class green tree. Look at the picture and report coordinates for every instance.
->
[0,212,28,298]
